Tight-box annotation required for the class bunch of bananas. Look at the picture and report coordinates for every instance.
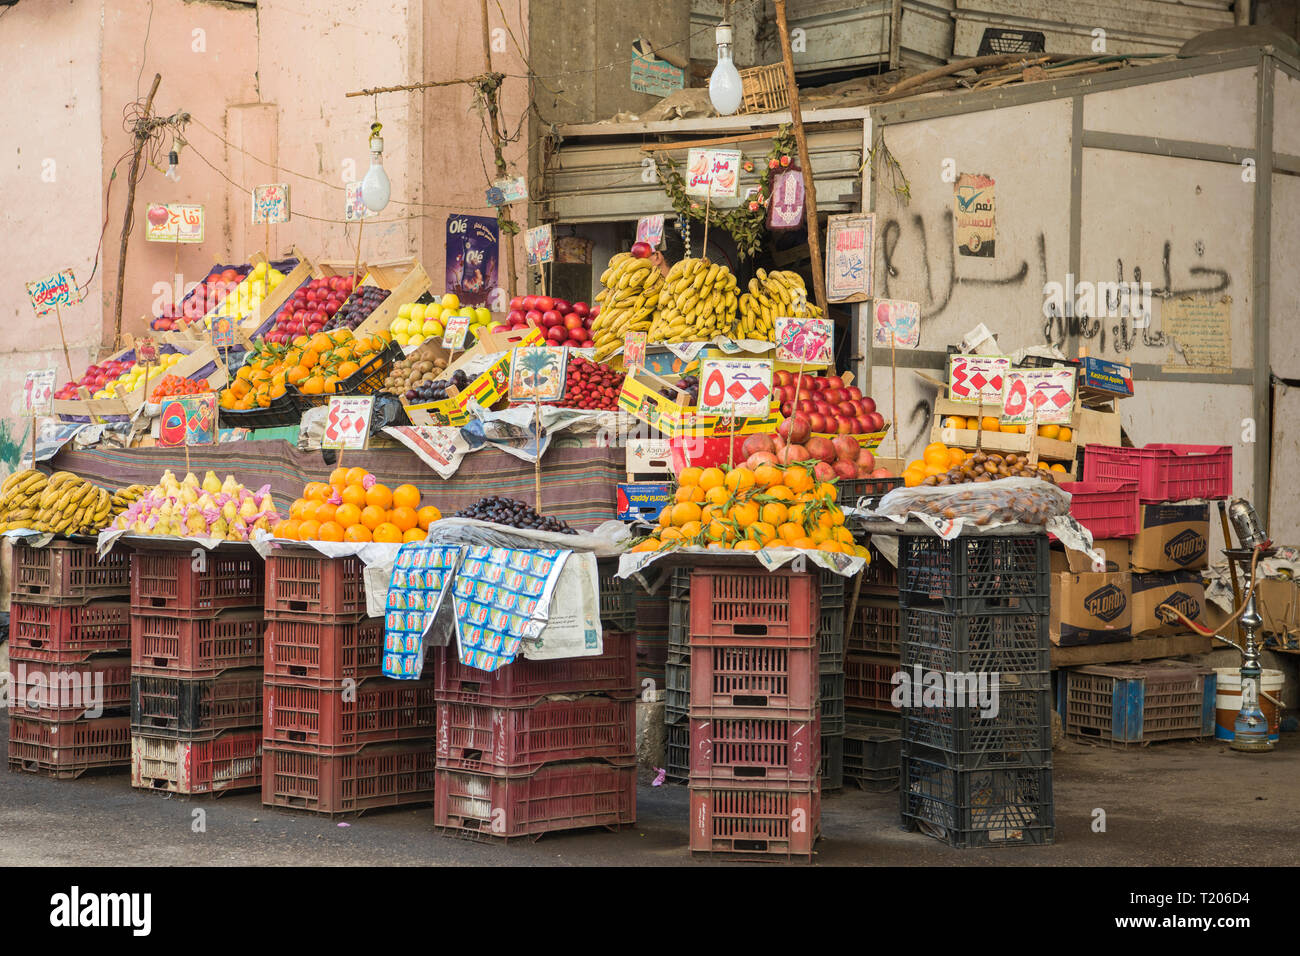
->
[0,470,117,536]
[648,258,740,344]
[737,268,824,341]
[111,484,151,517]
[590,254,664,362]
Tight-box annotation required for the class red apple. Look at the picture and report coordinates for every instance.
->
[836,401,857,416]
[853,417,873,434]
[780,402,793,417]
[507,309,525,324]
[552,299,571,314]
[540,310,562,328]
[825,375,844,390]
[492,323,510,333]
[815,401,834,417]
[860,397,877,415]
[836,417,855,435]
[509,296,525,311]
[845,386,862,401]
[535,296,555,313]
[522,296,538,312]
[807,412,827,434]
[774,369,792,388]
[546,326,567,344]
[571,301,590,318]
[525,310,543,326]
[797,399,816,414]
[567,327,588,343]
[867,412,884,432]
[630,241,653,258]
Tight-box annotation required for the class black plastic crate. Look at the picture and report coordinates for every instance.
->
[819,606,845,673]
[598,559,637,632]
[900,606,1049,673]
[844,726,899,792]
[820,671,845,736]
[860,540,898,592]
[898,534,1050,614]
[819,569,847,610]
[900,744,1054,849]
[668,597,690,655]
[821,733,843,793]
[130,670,263,738]
[901,682,1053,770]
[839,475,903,510]
[849,596,900,657]
[665,718,689,784]
[666,659,690,724]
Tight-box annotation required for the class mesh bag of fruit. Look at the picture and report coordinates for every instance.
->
[875,476,1071,529]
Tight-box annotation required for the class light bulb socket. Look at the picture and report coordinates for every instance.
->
[168,150,179,166]
[715,22,733,48]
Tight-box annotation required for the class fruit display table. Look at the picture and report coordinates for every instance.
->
[48,442,625,531]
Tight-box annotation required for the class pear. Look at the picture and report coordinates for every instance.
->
[211,517,229,539]
[252,515,271,533]
[202,471,222,494]
[239,496,258,519]
[221,475,240,496]
[186,510,207,536]
[181,486,199,506]
[222,500,238,522]
[183,472,200,488]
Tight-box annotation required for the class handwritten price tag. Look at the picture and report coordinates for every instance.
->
[623,331,648,373]
[775,317,833,365]
[144,203,204,243]
[1001,367,1076,425]
[26,269,82,315]
[526,225,554,266]
[25,369,56,415]
[344,182,374,222]
[211,318,235,350]
[324,396,374,450]
[698,358,772,417]
[685,148,741,198]
[948,353,1010,404]
[636,215,664,247]
[136,336,161,368]
[252,183,290,224]
[872,299,920,348]
[442,315,470,350]
[159,393,216,447]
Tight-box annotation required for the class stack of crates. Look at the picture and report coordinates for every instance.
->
[129,545,266,794]
[687,566,821,862]
[818,569,846,792]
[633,580,668,691]
[260,550,438,815]
[897,533,1055,848]
[7,540,132,778]
[664,568,691,783]
[432,630,638,840]
[845,539,903,724]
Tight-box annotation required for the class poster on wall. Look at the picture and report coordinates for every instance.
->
[825,214,874,303]
[144,204,204,243]
[445,213,499,307]
[871,299,920,349]
[767,168,805,231]
[954,172,995,258]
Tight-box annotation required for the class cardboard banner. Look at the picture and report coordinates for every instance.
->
[775,316,833,365]
[697,358,772,417]
[954,172,995,258]
[344,182,373,221]
[508,347,567,403]
[26,269,82,315]
[685,148,741,198]
[948,353,1010,404]
[485,176,528,207]
[159,393,216,447]
[1002,367,1076,425]
[636,215,664,247]
[252,184,290,224]
[525,225,554,267]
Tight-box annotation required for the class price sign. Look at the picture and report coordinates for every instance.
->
[211,317,236,350]
[636,215,664,247]
[252,183,291,224]
[1001,367,1076,425]
[825,214,874,303]
[135,336,161,367]
[698,358,772,417]
[344,182,374,221]
[442,315,470,350]
[486,176,528,207]
[144,203,204,242]
[159,393,216,447]
[525,225,554,267]
[508,347,567,403]
[775,317,833,365]
[948,353,1010,404]
[323,396,374,450]
[685,148,741,198]
[26,269,83,315]
[25,369,56,415]
[872,299,920,348]
[623,331,648,373]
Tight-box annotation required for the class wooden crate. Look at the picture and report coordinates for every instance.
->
[740,63,789,115]
[351,259,433,340]
[929,396,1115,470]
[240,246,316,338]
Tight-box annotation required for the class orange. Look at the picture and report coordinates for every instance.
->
[630,539,659,553]
[923,443,949,468]
[671,502,702,526]
[416,506,441,529]
[314,503,338,525]
[360,505,388,530]
[766,485,794,502]
[659,528,685,543]
[784,466,813,494]
[777,521,804,544]
[336,361,361,380]
[729,501,760,527]
[309,332,332,353]
[724,467,756,493]
[392,484,421,510]
[317,521,345,543]
[345,467,369,486]
[675,485,705,504]
[344,524,372,543]
[678,520,703,541]
[341,484,367,507]
[698,467,726,491]
[1058,427,1072,442]
[814,482,838,501]
[403,528,427,543]
[832,526,855,546]
[297,519,321,541]
[903,470,924,488]
[366,483,393,510]
[746,521,778,546]
[981,416,1000,431]
[753,465,783,489]
[658,506,672,528]
[302,376,325,395]
[791,536,818,550]
[704,485,731,507]
[761,502,789,527]
[923,464,945,477]
[700,504,721,525]
[677,466,703,488]
[372,522,403,543]
[289,499,311,520]
[732,539,761,552]
[817,541,843,554]
[947,448,967,467]
[1050,463,1067,473]
[277,519,302,540]
[329,467,349,486]
[390,506,418,532]
[335,503,362,528]
[943,416,967,430]
[1039,424,1060,440]
[305,481,331,502]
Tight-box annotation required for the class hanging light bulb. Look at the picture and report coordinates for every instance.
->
[361,121,391,212]
[164,145,181,182]
[709,21,743,116]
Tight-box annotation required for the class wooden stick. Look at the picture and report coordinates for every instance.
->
[54,305,77,382]
[352,216,365,284]
[890,331,899,462]
[701,187,711,261]
[29,412,36,468]
[640,130,786,152]
[534,394,543,513]
[774,0,828,317]
[113,72,162,349]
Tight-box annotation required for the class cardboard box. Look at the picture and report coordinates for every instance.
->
[1051,538,1131,574]
[1131,503,1210,572]
[1051,571,1132,646]
[1131,570,1206,637]
[1079,355,1133,397]
[1255,577,1300,636]
[616,483,671,522]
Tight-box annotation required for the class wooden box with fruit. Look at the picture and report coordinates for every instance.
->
[928,396,1120,475]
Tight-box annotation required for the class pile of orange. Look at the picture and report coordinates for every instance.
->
[629,463,870,557]
[903,441,1066,487]
[220,328,392,411]
[271,467,441,543]
[942,415,1072,441]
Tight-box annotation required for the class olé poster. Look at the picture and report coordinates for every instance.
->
[445,213,499,307]
[954,173,995,258]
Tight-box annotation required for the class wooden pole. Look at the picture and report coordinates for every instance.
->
[28,411,36,468]
[352,216,365,285]
[773,1,828,318]
[480,0,518,300]
[54,305,77,383]
[701,187,712,261]
[113,73,163,350]
[890,331,899,461]
[534,394,543,514]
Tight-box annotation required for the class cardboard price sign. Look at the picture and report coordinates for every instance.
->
[26,269,83,315]
[323,396,374,450]
[697,358,772,417]
[486,176,528,207]
[441,315,470,351]
[635,215,664,247]
[508,347,567,403]
[211,316,236,350]
[685,148,741,198]
[775,316,833,365]
[948,353,1011,404]
[525,225,554,266]
[252,183,291,224]
[872,299,920,348]
[159,393,216,447]
[623,330,648,372]
[344,182,374,221]
[135,336,161,367]
[144,203,204,243]
[1001,367,1077,425]
[25,369,56,415]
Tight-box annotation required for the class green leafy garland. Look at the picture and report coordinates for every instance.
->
[655,125,798,260]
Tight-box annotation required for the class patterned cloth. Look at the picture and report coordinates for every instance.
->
[452,546,570,672]
[381,543,460,679]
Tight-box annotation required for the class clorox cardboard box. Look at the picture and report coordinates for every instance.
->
[1051,571,1133,646]
[1131,503,1209,572]
[1131,570,1207,637]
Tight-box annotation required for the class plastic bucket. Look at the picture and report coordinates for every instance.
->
[1214,668,1283,741]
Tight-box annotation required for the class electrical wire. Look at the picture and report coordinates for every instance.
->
[1159,546,1264,642]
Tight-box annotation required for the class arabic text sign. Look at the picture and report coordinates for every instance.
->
[685,148,741,199]
[775,317,833,365]
[636,215,664,247]
[323,396,374,450]
[955,172,995,258]
[26,269,82,315]
[525,225,554,267]
[630,51,685,98]
[159,393,216,447]
[1001,367,1076,425]
[144,204,204,243]
[442,315,470,351]
[872,299,920,349]
[623,331,647,372]
[344,182,374,221]
[698,358,773,417]
[486,176,528,207]
[948,354,1011,404]
[25,369,56,415]
[251,183,291,224]
[826,214,874,302]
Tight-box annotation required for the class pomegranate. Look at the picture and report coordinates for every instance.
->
[857,447,876,471]
[777,443,809,464]
[832,435,861,461]
[745,451,779,470]
[813,461,838,482]
[777,413,811,445]
[742,433,777,458]
[805,436,836,464]
[833,460,858,479]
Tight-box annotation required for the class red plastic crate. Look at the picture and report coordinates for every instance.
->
[435,696,636,773]
[668,434,748,471]
[8,653,131,720]
[262,741,438,816]
[131,547,264,613]
[1058,480,1139,538]
[7,714,131,778]
[264,677,438,750]
[689,714,820,787]
[13,540,130,604]
[433,631,636,705]
[264,612,383,683]
[845,654,902,714]
[434,761,637,840]
[265,552,366,618]
[1083,443,1232,502]
[10,600,130,660]
[689,785,820,861]
[688,643,819,717]
[131,609,265,677]
[131,670,263,737]
[688,567,818,640]
[131,729,262,795]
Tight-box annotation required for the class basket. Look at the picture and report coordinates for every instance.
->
[433,631,636,706]
[821,732,844,793]
[10,601,131,660]
[689,642,819,718]
[688,566,819,641]
[838,475,903,508]
[739,63,789,115]
[218,392,303,430]
[844,654,901,714]
[665,718,690,784]
[131,609,266,678]
[1082,443,1232,502]
[1058,480,1140,539]
[901,683,1053,769]
[287,340,402,409]
[901,606,1050,676]
[131,547,264,613]
[265,552,366,619]
[844,726,900,792]
[1063,662,1216,746]
[848,597,900,657]
[898,534,1050,614]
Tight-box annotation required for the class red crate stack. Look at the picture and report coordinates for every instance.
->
[686,566,822,862]
[260,549,436,816]
[129,544,267,795]
[8,540,132,779]
[432,631,638,841]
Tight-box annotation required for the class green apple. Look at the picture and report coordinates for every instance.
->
[398,302,414,319]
